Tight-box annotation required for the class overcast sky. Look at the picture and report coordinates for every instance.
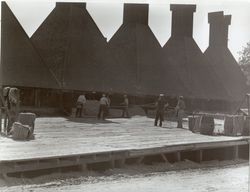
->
[2,0,250,60]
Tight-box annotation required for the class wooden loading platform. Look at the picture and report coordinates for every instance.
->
[0,116,249,177]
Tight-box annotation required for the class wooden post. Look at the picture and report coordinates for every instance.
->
[135,157,144,164]
[195,150,203,163]
[3,108,8,134]
[20,172,24,179]
[247,94,250,116]
[0,88,4,133]
[0,173,8,179]
[56,159,60,165]
[71,90,74,115]
[34,89,41,107]
[0,108,2,133]
[109,160,115,169]
[233,146,239,160]
[79,163,87,171]
[56,167,62,173]
[115,159,125,168]
[175,152,181,162]
[161,154,168,162]
[59,90,64,113]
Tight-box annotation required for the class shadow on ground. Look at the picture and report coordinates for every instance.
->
[66,117,121,124]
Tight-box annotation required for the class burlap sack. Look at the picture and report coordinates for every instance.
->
[18,113,36,134]
[11,122,30,140]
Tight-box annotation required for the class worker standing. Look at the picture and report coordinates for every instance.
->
[121,94,129,118]
[175,96,186,128]
[106,93,111,116]
[75,93,86,118]
[7,88,19,133]
[98,94,109,120]
[154,94,168,127]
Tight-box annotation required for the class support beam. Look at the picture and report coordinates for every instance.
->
[56,167,62,173]
[247,94,250,115]
[79,163,87,171]
[195,150,203,163]
[0,173,8,179]
[56,159,60,165]
[109,160,115,169]
[175,152,181,162]
[135,157,144,164]
[20,172,24,179]
[233,146,239,160]
[0,108,2,132]
[115,159,125,168]
[34,89,41,107]
[161,153,168,162]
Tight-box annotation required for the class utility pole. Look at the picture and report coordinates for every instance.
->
[247,94,250,116]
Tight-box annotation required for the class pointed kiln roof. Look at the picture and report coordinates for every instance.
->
[204,11,246,101]
[108,3,172,95]
[1,1,59,89]
[31,2,108,92]
[163,4,229,101]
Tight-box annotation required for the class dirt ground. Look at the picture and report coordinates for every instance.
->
[0,160,248,192]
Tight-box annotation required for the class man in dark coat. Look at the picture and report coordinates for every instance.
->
[6,87,19,133]
[121,94,129,118]
[175,96,186,128]
[75,93,86,118]
[154,94,168,127]
[97,94,109,120]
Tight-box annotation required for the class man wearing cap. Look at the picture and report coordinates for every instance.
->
[121,94,129,118]
[76,93,86,118]
[154,94,168,127]
[175,96,186,128]
[98,94,109,120]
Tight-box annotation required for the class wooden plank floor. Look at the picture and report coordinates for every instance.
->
[0,116,248,162]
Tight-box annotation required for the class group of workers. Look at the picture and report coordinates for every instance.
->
[76,93,185,128]
[76,93,129,120]
[154,94,185,128]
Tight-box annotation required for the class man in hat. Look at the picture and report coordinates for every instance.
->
[3,87,20,133]
[154,94,168,127]
[98,94,109,120]
[106,93,111,116]
[175,96,186,128]
[121,94,129,118]
[76,93,86,118]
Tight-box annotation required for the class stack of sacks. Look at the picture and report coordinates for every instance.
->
[10,113,36,140]
[188,115,202,133]
[188,115,215,135]
[10,122,30,140]
[224,115,244,136]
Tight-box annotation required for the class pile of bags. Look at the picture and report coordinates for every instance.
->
[10,113,36,140]
[224,115,244,136]
[188,115,214,135]
[188,114,250,136]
